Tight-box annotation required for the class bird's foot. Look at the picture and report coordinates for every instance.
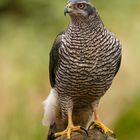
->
[54,125,88,139]
[88,120,115,137]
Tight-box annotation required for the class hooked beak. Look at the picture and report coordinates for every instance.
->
[64,3,73,16]
[64,7,69,16]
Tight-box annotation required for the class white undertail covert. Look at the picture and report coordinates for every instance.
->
[42,88,59,126]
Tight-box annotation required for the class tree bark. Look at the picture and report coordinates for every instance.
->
[54,127,117,140]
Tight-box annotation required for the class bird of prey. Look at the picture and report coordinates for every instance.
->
[43,0,122,139]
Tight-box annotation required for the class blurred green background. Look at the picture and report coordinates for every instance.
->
[0,0,140,140]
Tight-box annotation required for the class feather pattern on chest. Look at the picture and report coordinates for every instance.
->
[55,17,121,109]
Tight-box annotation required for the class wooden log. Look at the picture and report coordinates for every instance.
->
[54,127,117,140]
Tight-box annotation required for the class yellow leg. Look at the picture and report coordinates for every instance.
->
[54,110,87,139]
[88,110,114,135]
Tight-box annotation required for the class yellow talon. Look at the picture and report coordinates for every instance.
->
[93,120,114,134]
[54,130,67,137]
[54,111,87,139]
[54,125,81,138]
[88,110,114,135]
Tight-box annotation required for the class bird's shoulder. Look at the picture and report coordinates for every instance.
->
[49,32,64,88]
[50,32,64,53]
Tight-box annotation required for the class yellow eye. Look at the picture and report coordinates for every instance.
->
[77,3,85,9]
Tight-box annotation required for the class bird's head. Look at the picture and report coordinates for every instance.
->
[64,0,96,18]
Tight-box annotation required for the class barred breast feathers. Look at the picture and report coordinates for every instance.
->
[55,14,121,108]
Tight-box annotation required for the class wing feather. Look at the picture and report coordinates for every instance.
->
[49,32,64,87]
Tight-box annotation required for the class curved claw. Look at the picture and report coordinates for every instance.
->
[47,132,56,140]
[88,121,95,130]
[103,131,116,138]
[50,133,55,140]
[80,126,89,136]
